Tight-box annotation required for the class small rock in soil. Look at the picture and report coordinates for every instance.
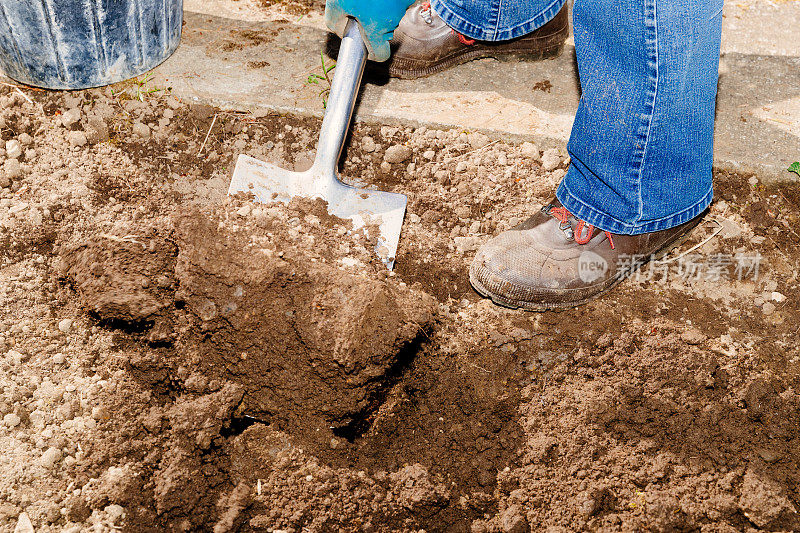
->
[541,148,561,171]
[454,236,481,253]
[61,108,81,128]
[105,504,126,524]
[520,142,540,160]
[14,512,34,533]
[361,136,377,153]
[468,132,490,150]
[68,131,87,147]
[384,144,412,164]
[680,328,706,345]
[739,467,798,528]
[5,139,22,159]
[4,158,21,179]
[85,117,110,144]
[3,413,21,427]
[18,133,32,146]
[499,505,528,533]
[132,122,151,140]
[39,447,62,469]
[58,318,73,332]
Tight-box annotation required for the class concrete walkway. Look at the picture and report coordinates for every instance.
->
[8,0,800,182]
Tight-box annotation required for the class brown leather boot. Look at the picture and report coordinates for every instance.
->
[386,2,569,79]
[469,200,705,310]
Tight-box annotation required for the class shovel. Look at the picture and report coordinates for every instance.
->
[228,18,408,269]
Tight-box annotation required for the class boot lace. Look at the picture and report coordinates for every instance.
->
[420,2,433,24]
[420,2,475,44]
[545,205,615,249]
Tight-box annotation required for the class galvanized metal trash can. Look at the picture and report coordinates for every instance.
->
[0,0,182,90]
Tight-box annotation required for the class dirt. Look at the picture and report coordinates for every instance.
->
[257,0,324,15]
[0,74,799,533]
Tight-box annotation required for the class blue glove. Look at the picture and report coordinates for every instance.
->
[325,0,414,62]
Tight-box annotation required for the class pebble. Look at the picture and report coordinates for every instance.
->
[541,148,561,171]
[771,291,786,303]
[68,131,87,147]
[61,108,81,128]
[3,413,21,428]
[105,504,125,523]
[500,505,528,533]
[454,236,481,253]
[18,133,33,146]
[384,144,413,164]
[361,136,377,153]
[85,117,110,144]
[5,139,22,159]
[4,158,21,179]
[761,302,776,316]
[718,216,743,239]
[680,328,706,345]
[379,161,392,173]
[58,319,73,333]
[7,350,24,365]
[408,213,421,224]
[339,257,359,268]
[52,353,66,365]
[497,153,508,166]
[28,207,43,227]
[91,406,110,421]
[520,142,540,160]
[468,132,490,150]
[423,150,436,160]
[132,122,151,139]
[455,160,468,173]
[39,447,62,468]
[14,512,34,533]
[236,204,251,217]
[0,172,9,189]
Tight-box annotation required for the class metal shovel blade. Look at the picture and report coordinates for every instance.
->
[227,19,407,269]
[229,155,407,268]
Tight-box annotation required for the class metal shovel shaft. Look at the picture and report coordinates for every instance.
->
[312,19,368,179]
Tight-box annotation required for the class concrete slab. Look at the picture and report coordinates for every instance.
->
[3,0,799,183]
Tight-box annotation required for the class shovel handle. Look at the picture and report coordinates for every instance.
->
[312,18,368,176]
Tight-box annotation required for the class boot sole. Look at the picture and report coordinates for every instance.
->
[469,228,698,312]
[386,40,566,80]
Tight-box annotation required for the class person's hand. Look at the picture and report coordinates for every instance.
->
[325,0,414,62]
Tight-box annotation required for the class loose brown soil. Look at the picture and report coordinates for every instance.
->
[0,77,799,533]
[258,0,324,16]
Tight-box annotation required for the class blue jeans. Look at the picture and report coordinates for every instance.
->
[430,0,724,235]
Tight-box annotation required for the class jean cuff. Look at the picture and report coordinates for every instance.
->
[556,179,714,235]
[430,0,567,41]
